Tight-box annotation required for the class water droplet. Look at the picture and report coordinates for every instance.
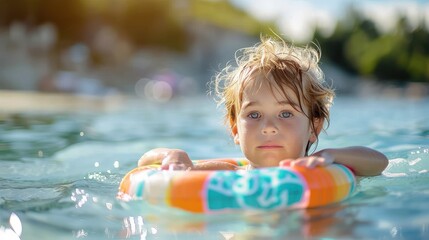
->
[106,202,112,210]
[9,213,22,237]
[75,229,87,238]
[390,226,398,237]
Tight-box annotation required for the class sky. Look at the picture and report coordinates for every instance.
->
[229,0,429,42]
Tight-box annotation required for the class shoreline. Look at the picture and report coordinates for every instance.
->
[0,90,125,114]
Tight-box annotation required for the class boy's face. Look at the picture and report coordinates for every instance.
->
[232,74,318,167]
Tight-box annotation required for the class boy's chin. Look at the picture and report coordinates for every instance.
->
[250,156,285,168]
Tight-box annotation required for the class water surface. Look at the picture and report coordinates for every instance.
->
[1,95,428,239]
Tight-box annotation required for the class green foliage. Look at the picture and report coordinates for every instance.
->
[114,0,187,51]
[314,8,429,82]
[188,0,272,35]
[0,0,189,50]
[0,0,87,45]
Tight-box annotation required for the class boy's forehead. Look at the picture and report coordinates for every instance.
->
[242,73,299,101]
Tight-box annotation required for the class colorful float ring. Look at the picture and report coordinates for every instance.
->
[118,159,356,213]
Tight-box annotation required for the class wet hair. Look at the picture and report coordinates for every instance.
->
[212,35,335,153]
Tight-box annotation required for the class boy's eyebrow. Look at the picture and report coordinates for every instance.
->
[242,100,297,109]
[277,100,294,106]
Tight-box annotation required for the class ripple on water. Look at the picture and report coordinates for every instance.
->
[0,184,71,212]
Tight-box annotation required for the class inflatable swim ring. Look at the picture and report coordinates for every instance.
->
[118,159,356,213]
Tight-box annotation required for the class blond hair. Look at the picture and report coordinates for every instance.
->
[213,35,334,147]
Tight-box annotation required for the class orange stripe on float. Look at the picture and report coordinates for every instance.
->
[294,167,336,207]
[315,168,336,206]
[168,171,211,213]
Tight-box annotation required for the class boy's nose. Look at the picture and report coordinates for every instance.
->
[262,121,278,135]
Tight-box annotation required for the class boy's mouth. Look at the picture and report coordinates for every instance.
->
[257,144,283,149]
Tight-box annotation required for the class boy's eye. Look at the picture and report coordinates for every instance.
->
[248,112,260,119]
[279,111,292,118]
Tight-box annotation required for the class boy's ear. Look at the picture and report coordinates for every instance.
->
[310,118,324,143]
[232,125,240,145]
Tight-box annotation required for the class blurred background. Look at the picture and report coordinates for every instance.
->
[0,0,428,106]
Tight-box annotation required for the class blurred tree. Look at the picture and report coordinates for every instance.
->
[114,0,187,51]
[405,19,429,81]
[188,0,271,35]
[34,0,87,45]
[0,0,87,46]
[0,0,29,25]
[314,7,429,82]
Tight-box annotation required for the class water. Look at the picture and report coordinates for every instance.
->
[0,95,428,239]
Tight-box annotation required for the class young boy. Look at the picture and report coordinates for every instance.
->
[138,36,388,176]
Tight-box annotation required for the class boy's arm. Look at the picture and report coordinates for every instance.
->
[138,148,194,170]
[138,148,238,170]
[280,146,388,176]
[316,146,388,176]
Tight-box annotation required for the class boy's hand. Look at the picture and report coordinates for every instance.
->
[279,151,334,168]
[138,148,194,170]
